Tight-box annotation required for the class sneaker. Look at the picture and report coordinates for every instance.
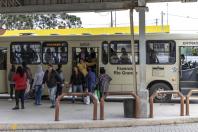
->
[12,106,19,110]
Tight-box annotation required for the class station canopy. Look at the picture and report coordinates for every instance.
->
[0,0,197,13]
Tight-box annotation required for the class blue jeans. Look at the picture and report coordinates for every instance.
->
[35,85,42,105]
[72,85,83,102]
[48,86,57,106]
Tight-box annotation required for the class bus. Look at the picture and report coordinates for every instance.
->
[0,28,197,102]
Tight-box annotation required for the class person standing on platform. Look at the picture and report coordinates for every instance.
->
[8,64,16,100]
[69,66,84,103]
[43,64,60,108]
[12,66,27,110]
[97,68,112,99]
[32,65,44,105]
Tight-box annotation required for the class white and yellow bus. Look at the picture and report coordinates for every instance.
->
[0,26,197,102]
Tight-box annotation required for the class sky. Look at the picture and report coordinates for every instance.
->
[69,2,198,33]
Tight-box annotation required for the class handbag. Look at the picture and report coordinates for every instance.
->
[94,88,101,100]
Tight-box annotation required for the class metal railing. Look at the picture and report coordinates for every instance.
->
[55,92,98,121]
[149,90,185,118]
[100,91,140,120]
[186,89,198,116]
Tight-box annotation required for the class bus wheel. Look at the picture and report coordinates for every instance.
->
[149,83,172,103]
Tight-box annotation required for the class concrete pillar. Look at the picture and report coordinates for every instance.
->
[136,0,149,118]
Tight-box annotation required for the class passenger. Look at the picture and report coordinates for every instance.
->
[120,48,131,64]
[44,48,54,64]
[54,47,59,64]
[87,67,96,93]
[89,48,97,71]
[56,64,65,99]
[22,61,33,98]
[78,48,89,62]
[8,64,16,100]
[69,66,84,103]
[89,48,96,60]
[102,46,108,64]
[181,54,189,70]
[110,48,119,64]
[20,45,28,63]
[12,66,27,110]
[148,47,159,64]
[32,65,44,105]
[43,64,61,108]
[60,47,67,63]
[77,59,88,91]
[26,45,37,64]
[97,68,112,99]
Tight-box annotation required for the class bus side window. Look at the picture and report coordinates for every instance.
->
[102,41,108,65]
[10,42,41,64]
[42,42,68,64]
[109,41,139,65]
[146,40,176,64]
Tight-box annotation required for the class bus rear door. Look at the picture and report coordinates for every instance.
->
[179,46,198,95]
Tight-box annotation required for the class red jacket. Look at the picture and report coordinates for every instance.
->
[13,73,27,90]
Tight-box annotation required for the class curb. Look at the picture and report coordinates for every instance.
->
[1,116,198,130]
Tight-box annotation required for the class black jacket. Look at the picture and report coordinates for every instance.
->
[70,72,85,85]
[43,69,61,88]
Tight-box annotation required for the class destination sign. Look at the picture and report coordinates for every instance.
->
[43,42,67,47]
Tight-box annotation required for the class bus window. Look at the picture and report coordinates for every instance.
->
[10,42,41,64]
[109,41,139,65]
[42,41,68,64]
[102,41,108,65]
[146,40,176,64]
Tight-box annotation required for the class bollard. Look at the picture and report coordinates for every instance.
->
[149,90,184,118]
[55,92,98,121]
[186,89,198,116]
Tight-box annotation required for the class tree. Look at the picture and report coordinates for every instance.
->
[0,13,82,30]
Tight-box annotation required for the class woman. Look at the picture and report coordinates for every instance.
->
[97,68,112,99]
[8,64,16,100]
[12,66,27,110]
[70,66,84,103]
[32,65,44,105]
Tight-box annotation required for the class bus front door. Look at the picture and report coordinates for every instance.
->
[0,48,7,93]
[72,47,99,75]
[179,46,198,95]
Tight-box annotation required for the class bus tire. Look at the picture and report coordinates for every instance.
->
[149,83,172,103]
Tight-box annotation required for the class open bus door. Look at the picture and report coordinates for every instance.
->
[0,48,7,93]
[72,47,99,75]
[179,46,198,95]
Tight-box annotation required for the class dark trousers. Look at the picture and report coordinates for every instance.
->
[10,84,15,99]
[56,84,63,99]
[15,90,25,108]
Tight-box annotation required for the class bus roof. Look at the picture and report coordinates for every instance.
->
[0,25,169,36]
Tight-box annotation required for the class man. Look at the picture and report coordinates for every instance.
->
[43,64,61,108]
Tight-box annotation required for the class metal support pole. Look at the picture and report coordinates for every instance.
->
[136,0,149,118]
[129,9,137,93]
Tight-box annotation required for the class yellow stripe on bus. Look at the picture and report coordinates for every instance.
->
[1,25,170,36]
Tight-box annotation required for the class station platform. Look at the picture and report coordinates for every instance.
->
[1,98,198,131]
